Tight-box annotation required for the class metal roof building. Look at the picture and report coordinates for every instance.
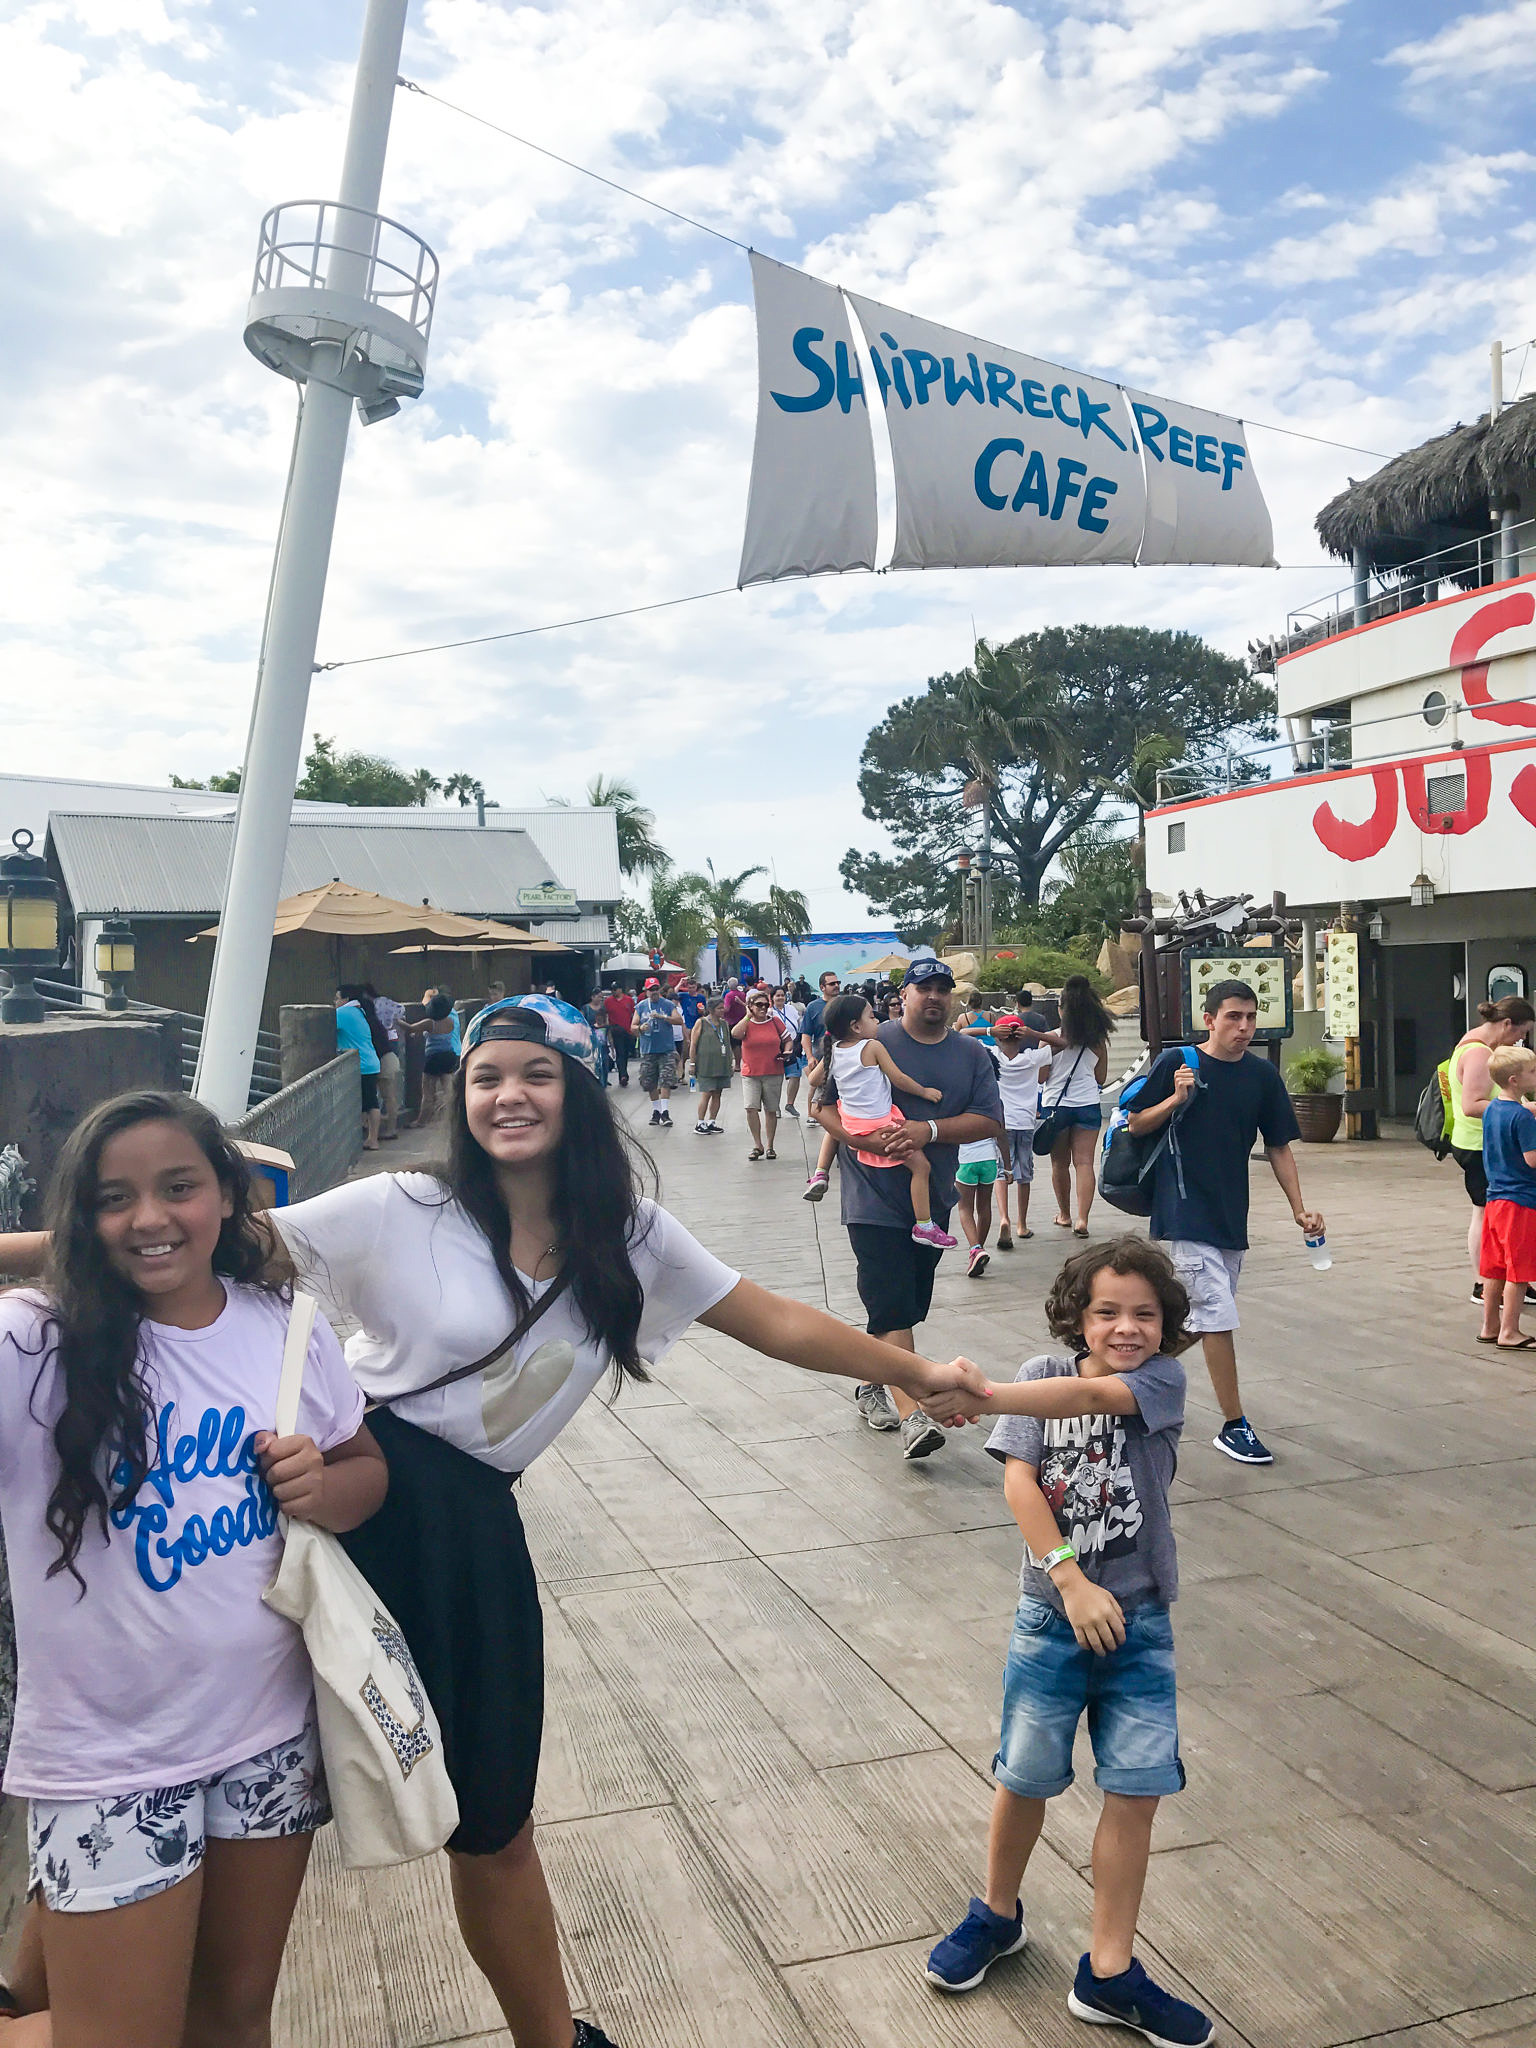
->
[48,813,564,920]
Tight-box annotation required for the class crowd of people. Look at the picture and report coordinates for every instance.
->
[0,957,1364,2048]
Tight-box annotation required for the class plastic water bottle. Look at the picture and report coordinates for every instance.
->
[1304,1231,1331,1271]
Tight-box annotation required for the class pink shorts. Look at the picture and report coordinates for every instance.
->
[842,1104,909,1169]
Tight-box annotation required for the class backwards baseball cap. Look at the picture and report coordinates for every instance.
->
[461,994,599,1077]
[993,1011,1026,1031]
[901,957,955,989]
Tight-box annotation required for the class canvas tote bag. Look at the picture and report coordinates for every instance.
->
[262,1292,460,1868]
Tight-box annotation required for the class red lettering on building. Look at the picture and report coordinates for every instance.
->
[1401,752,1491,833]
[1511,764,1536,829]
[1312,766,1398,860]
[1455,593,1536,729]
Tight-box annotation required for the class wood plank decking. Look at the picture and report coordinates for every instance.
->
[276,1099,1536,2048]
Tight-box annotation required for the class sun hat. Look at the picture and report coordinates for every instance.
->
[901,958,955,989]
[461,995,599,1077]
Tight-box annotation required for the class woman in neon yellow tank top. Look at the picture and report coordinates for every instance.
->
[1448,996,1536,1295]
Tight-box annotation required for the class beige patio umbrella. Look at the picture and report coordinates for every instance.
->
[851,952,913,975]
[190,880,532,945]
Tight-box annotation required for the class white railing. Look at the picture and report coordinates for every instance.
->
[1263,517,1536,665]
[251,200,438,351]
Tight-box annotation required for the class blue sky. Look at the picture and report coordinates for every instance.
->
[3,0,1534,923]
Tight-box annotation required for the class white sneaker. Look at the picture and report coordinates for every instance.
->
[854,1383,901,1431]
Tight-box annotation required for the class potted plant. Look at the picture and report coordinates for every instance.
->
[1286,1047,1346,1143]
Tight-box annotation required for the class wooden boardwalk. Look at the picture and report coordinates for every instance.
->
[277,1100,1536,2048]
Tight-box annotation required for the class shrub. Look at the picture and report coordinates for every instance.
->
[1285,1048,1345,1094]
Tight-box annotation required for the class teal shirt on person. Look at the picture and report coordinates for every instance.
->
[335,1001,381,1075]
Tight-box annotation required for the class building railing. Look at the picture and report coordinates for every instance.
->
[230,1052,362,1200]
[29,980,281,1105]
[1259,518,1536,666]
[1154,681,1536,809]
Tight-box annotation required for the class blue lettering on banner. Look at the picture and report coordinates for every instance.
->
[110,1402,280,1593]
[1168,424,1194,467]
[770,327,836,413]
[1195,433,1220,474]
[974,440,1119,531]
[985,363,1023,413]
[1019,378,1052,419]
[903,348,943,405]
[943,353,985,405]
[1220,439,1246,488]
[833,340,864,414]
[1050,383,1080,430]
[1074,389,1128,451]
[880,333,912,408]
[1133,401,1168,459]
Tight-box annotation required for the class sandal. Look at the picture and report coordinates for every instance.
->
[765,1147,777,1160]
[1019,1228,1035,1239]
[1053,1216,1071,1229]
[1497,1335,1536,1349]
[749,1147,764,1161]
[1073,1224,1089,1237]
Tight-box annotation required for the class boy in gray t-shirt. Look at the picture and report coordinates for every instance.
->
[924,1238,1214,2048]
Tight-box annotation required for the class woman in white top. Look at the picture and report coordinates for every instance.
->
[1032,974,1113,1237]
[269,995,986,2048]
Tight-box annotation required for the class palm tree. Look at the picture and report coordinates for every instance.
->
[443,772,485,808]
[748,882,812,979]
[409,768,441,806]
[683,860,766,982]
[553,775,669,877]
[638,869,709,970]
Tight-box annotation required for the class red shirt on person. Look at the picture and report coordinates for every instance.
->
[739,1017,791,1076]
[604,992,635,1033]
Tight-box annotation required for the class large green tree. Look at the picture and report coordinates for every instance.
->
[841,625,1273,937]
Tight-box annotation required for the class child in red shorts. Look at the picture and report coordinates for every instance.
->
[1478,1043,1536,1348]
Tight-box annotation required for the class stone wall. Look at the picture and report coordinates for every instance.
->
[0,1017,168,1228]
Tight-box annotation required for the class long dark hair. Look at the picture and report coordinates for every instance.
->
[1059,973,1113,1053]
[339,983,391,1061]
[35,1092,282,1588]
[426,1057,657,1384]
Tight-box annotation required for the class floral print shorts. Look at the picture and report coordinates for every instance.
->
[28,1714,329,1914]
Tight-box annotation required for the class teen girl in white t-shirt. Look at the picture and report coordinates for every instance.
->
[268,994,989,2048]
[0,1092,383,2048]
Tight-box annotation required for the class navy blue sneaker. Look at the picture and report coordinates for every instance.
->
[925,1897,1026,1991]
[1069,1955,1214,2045]
[1213,1416,1272,1465]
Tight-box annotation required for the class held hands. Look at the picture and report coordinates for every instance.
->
[1056,1570,1126,1656]
[883,1119,931,1158]
[901,1354,992,1426]
[254,1431,327,1523]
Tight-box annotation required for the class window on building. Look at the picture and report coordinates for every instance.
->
[1488,964,1528,1004]
[1424,770,1466,819]
[1422,689,1448,728]
[1167,821,1185,853]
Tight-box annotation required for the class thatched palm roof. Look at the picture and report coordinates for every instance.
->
[1316,395,1536,565]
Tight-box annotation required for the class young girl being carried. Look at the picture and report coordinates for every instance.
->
[822,993,956,1249]
[0,1092,386,2048]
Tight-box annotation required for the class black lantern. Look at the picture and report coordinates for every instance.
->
[1,829,61,1024]
[95,914,136,1013]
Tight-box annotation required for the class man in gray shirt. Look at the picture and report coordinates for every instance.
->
[813,959,1003,1459]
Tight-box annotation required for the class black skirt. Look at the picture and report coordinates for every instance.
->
[339,1409,543,1856]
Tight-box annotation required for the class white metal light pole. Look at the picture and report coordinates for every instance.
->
[196,0,437,1117]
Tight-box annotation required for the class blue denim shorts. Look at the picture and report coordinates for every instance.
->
[1046,1103,1103,1132]
[994,1596,1184,1800]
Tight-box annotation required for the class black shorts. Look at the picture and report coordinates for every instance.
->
[423,1046,458,1075]
[359,1072,380,1113]
[340,1410,544,1857]
[848,1222,943,1336]
[1451,1145,1488,1206]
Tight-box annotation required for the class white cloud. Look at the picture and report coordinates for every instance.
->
[1387,2,1536,89]
[1260,150,1534,285]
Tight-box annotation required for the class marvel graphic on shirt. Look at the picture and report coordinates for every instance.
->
[1029,1411,1144,1565]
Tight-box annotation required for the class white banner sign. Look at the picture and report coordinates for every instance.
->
[738,254,877,587]
[845,293,1145,570]
[738,269,1276,582]
[1126,387,1275,568]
